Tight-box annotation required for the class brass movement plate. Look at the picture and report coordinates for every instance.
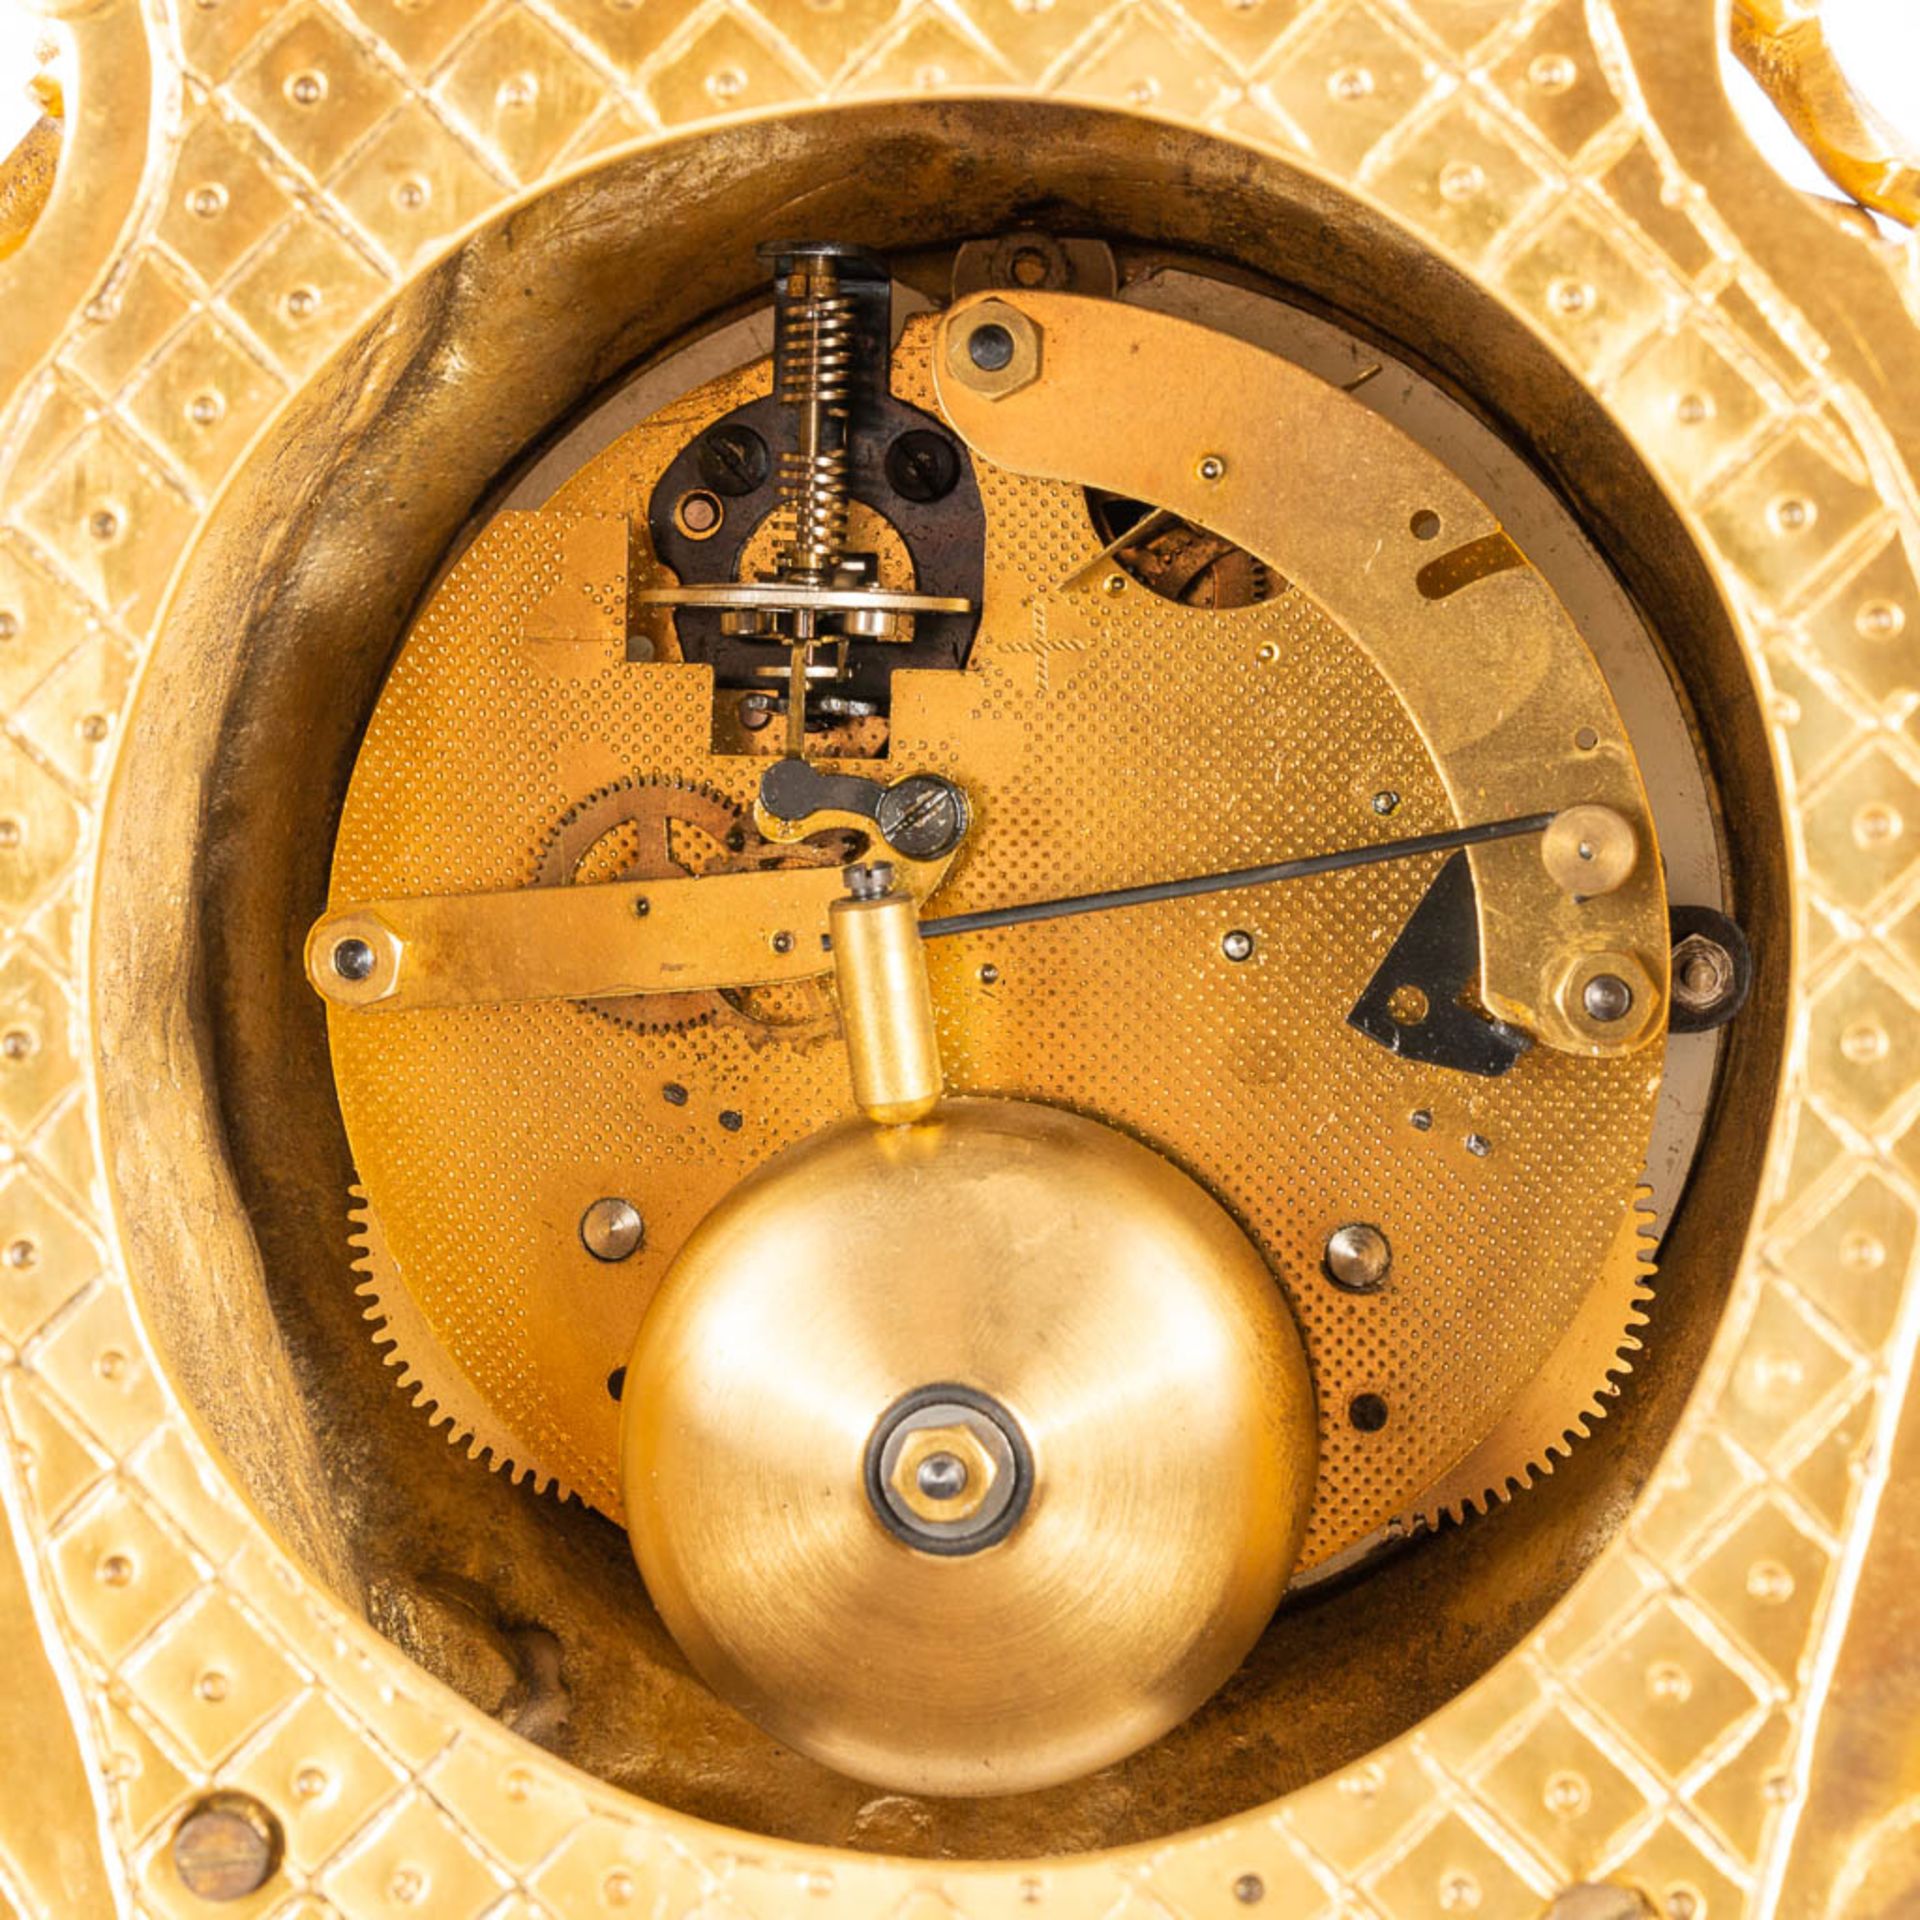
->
[0,0,1915,1916]
[327,318,1659,1563]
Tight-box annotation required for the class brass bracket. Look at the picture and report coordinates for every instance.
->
[933,291,1670,1058]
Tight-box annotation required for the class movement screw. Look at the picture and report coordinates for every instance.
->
[916,1452,970,1500]
[968,323,1016,372]
[331,937,374,982]
[172,1793,282,1903]
[875,774,968,860]
[1671,933,1734,1017]
[886,429,961,503]
[696,423,771,497]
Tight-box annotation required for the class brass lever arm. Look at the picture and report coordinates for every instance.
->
[307,828,957,1014]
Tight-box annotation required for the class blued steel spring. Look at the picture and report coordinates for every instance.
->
[774,266,857,584]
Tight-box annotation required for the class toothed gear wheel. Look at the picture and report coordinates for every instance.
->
[533,776,848,1036]
[350,1186,577,1502]
[1408,1189,1659,1530]
[1121,520,1276,609]
[350,1170,1663,1528]
[1087,494,1278,609]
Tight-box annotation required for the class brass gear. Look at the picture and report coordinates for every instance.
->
[349,1186,579,1502]
[351,1170,1661,1532]
[351,775,860,1496]
[1408,1187,1658,1529]
[534,775,747,1033]
[533,775,851,1037]
[1118,519,1275,609]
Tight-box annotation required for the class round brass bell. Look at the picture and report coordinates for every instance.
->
[620,1097,1317,1797]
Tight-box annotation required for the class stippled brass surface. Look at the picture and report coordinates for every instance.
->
[329,314,1661,1564]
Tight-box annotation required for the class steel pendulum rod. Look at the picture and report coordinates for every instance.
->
[917,812,1556,940]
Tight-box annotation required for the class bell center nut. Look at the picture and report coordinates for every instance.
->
[866,1384,1032,1553]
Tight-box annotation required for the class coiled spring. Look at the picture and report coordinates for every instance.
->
[773,271,857,584]
[775,445,850,582]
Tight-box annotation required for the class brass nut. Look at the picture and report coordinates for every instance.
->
[1542,805,1639,897]
[889,1421,998,1525]
[1552,949,1660,1050]
[945,299,1042,400]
